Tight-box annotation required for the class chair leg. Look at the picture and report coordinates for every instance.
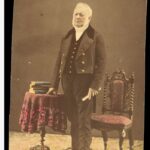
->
[119,130,125,150]
[102,131,108,150]
[128,128,134,150]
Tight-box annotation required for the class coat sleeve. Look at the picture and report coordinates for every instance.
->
[50,39,63,91]
[90,33,106,90]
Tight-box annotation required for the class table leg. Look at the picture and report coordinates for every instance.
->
[40,127,45,149]
[29,127,50,150]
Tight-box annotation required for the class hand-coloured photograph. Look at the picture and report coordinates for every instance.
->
[9,0,147,150]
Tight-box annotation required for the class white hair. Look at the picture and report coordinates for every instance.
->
[74,2,92,17]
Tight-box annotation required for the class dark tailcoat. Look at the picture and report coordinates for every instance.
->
[51,25,106,91]
[50,25,106,150]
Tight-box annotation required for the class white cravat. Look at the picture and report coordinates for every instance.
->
[74,24,89,41]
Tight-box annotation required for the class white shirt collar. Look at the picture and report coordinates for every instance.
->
[74,24,89,41]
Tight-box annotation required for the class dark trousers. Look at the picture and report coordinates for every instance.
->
[61,73,94,150]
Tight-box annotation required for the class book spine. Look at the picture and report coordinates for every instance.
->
[30,85,50,88]
[30,82,50,86]
[29,90,48,94]
[29,87,49,90]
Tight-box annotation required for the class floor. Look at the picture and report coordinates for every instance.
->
[9,131,143,150]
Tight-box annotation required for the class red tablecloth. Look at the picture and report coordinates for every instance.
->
[19,92,67,133]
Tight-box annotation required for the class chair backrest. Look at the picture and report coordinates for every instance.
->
[103,69,135,118]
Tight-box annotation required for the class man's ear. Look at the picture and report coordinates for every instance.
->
[88,16,92,21]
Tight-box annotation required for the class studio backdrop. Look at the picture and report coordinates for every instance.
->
[10,0,146,140]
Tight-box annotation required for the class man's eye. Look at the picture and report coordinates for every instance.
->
[79,14,84,17]
[74,13,84,17]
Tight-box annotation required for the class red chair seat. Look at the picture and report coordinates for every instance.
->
[91,113,132,129]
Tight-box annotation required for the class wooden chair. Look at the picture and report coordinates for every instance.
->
[91,69,135,150]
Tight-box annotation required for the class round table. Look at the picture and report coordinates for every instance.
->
[19,92,67,150]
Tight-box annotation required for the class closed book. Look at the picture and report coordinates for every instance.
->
[29,90,47,94]
[29,89,48,94]
[30,81,51,86]
[30,84,50,89]
[29,87,49,91]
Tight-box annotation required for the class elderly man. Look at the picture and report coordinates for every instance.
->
[47,2,106,150]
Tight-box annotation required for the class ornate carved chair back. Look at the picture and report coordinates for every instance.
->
[103,70,135,119]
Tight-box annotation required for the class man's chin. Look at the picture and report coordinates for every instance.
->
[75,25,84,28]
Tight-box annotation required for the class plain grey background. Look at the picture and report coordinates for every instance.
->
[10,0,146,140]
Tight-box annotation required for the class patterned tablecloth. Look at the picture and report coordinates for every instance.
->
[19,92,67,133]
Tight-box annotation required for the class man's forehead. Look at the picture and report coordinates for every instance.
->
[74,7,89,14]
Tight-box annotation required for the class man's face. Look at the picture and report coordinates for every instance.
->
[73,7,91,28]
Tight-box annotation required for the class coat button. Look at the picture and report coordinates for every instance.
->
[59,70,62,73]
[69,71,72,74]
[82,53,85,56]
[81,69,85,72]
[81,61,85,64]
[61,61,63,65]
[62,53,65,56]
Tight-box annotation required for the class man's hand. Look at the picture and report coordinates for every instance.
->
[82,88,101,101]
[47,88,57,95]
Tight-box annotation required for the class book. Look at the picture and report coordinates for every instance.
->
[29,89,48,94]
[29,87,49,91]
[28,81,51,94]
[30,84,50,89]
[30,81,51,86]
[29,90,47,94]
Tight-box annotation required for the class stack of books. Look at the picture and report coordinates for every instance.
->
[29,81,51,94]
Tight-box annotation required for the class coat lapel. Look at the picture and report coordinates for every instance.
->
[75,32,94,60]
[61,33,73,57]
